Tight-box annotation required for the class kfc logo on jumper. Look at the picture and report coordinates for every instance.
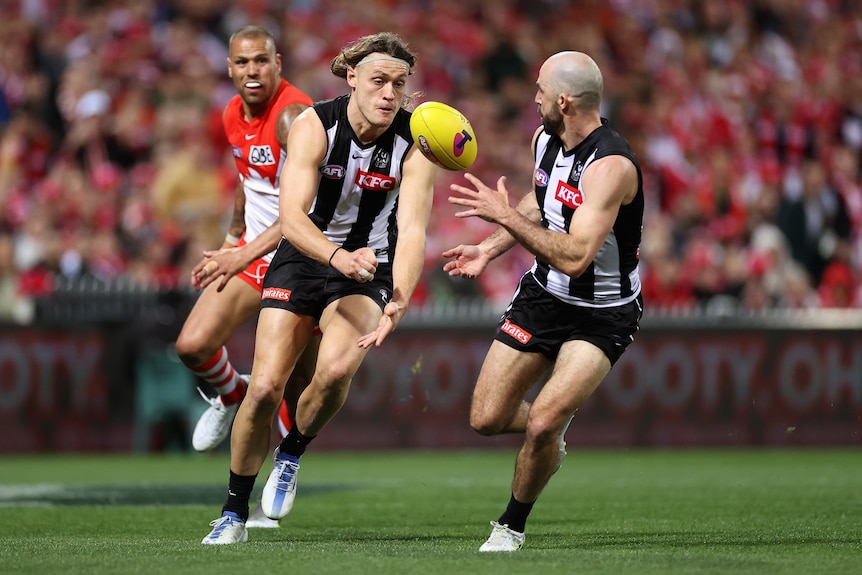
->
[534,169,549,187]
[501,319,532,344]
[262,288,291,302]
[555,180,583,209]
[355,170,396,191]
[321,164,345,179]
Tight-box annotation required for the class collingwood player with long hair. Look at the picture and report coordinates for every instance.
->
[202,32,437,545]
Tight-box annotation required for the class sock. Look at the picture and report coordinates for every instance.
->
[278,422,315,458]
[191,346,246,407]
[222,470,257,521]
[497,493,534,533]
[277,399,292,438]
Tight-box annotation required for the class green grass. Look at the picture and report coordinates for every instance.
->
[0,450,859,574]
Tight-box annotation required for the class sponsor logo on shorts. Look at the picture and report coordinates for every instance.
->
[555,180,583,209]
[355,170,396,191]
[262,287,292,302]
[501,319,532,344]
[242,261,269,285]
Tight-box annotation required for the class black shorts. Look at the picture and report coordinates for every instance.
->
[260,241,393,319]
[494,273,643,365]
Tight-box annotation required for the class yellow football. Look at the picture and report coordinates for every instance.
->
[409,101,477,171]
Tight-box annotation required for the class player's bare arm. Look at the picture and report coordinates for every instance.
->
[193,102,312,292]
[225,179,246,248]
[443,127,542,279]
[453,154,636,278]
[275,103,310,150]
[358,146,436,348]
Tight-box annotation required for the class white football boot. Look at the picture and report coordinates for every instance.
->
[553,414,575,474]
[260,448,300,519]
[191,375,248,451]
[479,521,525,552]
[201,512,248,545]
[245,501,281,529]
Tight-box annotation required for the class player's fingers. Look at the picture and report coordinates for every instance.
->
[449,183,475,196]
[203,260,218,276]
[358,268,373,281]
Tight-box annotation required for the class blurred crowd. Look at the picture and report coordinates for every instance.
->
[1,0,861,324]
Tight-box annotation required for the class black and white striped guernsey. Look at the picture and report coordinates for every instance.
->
[531,119,644,308]
[308,95,414,264]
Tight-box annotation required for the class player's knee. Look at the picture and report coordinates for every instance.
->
[314,360,355,390]
[524,413,557,447]
[243,375,282,413]
[470,408,504,436]
[174,332,203,366]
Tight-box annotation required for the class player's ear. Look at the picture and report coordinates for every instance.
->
[346,66,358,89]
[227,58,233,78]
[276,53,282,74]
[558,93,568,110]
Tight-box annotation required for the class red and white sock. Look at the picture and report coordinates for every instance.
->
[191,346,246,407]
[277,399,293,438]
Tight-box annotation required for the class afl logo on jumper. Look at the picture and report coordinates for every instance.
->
[555,180,583,209]
[535,168,549,187]
[501,319,532,344]
[249,145,276,166]
[355,170,396,191]
[321,164,345,179]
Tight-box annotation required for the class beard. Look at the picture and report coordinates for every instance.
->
[541,108,564,135]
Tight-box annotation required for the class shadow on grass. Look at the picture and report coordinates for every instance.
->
[529,530,861,550]
[0,483,359,506]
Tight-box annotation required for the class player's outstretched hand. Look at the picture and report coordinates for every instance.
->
[441,244,488,280]
[448,174,513,224]
[190,247,244,292]
[357,301,404,349]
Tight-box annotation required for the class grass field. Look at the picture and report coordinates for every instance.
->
[1,449,859,575]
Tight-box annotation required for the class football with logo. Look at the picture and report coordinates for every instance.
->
[409,101,477,171]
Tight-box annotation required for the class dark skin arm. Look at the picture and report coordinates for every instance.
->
[191,103,309,291]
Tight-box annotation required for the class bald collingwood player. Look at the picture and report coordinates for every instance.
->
[443,51,644,551]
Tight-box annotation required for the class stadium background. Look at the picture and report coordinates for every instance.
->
[0,0,860,452]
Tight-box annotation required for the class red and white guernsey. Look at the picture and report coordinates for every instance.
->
[223,79,313,261]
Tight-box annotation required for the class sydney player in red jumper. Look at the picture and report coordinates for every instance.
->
[174,25,316,526]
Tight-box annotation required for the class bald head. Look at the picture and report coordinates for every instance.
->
[542,51,603,110]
